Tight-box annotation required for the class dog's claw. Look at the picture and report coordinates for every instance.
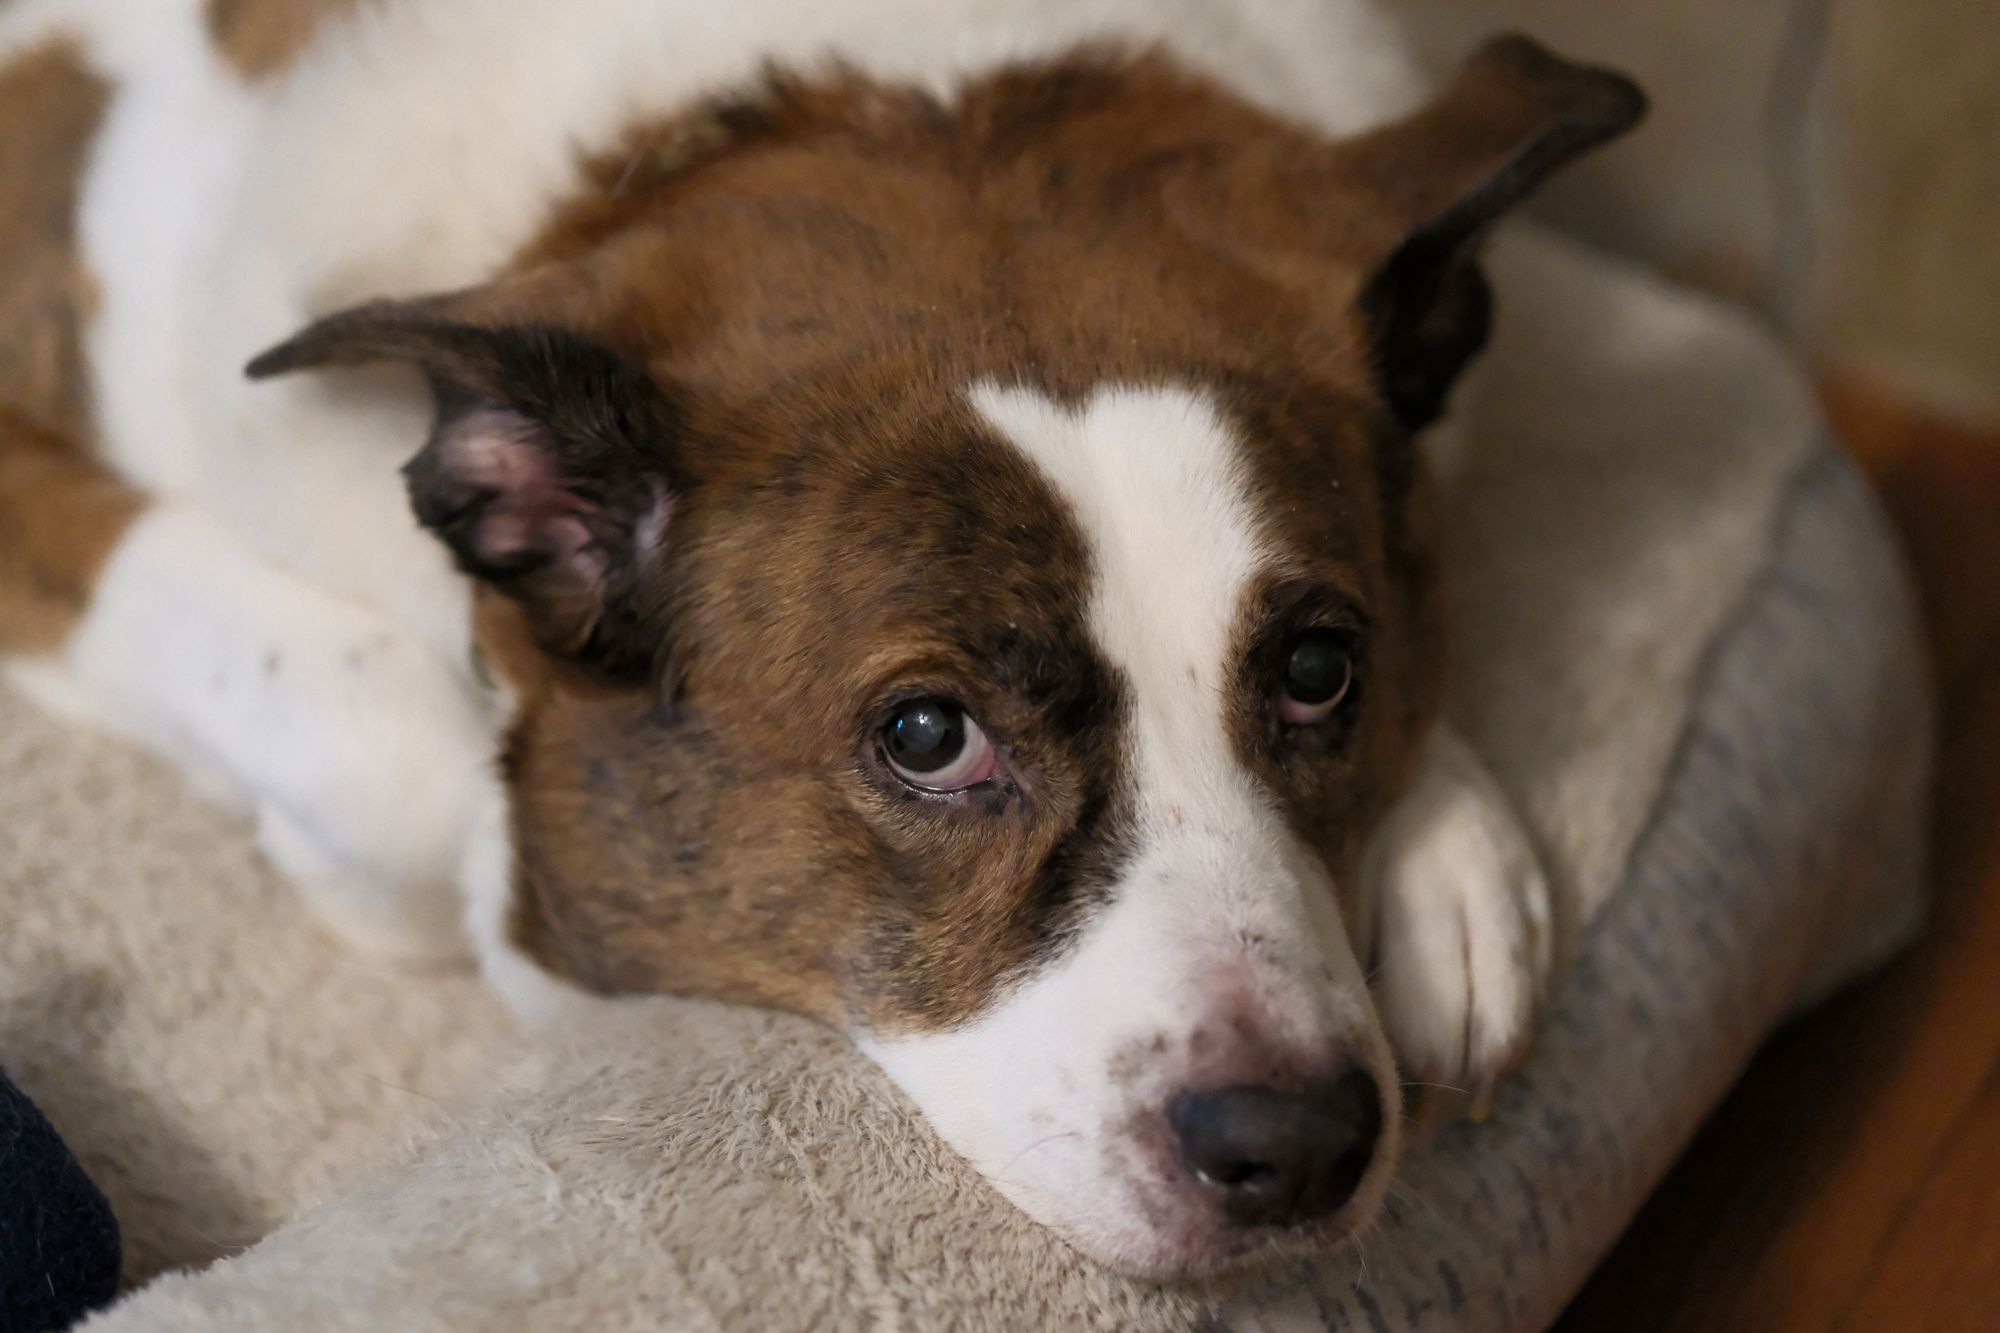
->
[1366,726,1552,1130]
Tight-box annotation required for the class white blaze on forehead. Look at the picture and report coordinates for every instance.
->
[967,381,1270,831]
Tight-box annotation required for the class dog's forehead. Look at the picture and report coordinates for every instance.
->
[962,379,1363,826]
[677,389,1098,705]
[546,54,1392,415]
[681,370,1374,709]
[967,380,1268,701]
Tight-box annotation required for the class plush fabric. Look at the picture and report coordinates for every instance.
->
[0,701,511,1287]
[0,225,1926,1332]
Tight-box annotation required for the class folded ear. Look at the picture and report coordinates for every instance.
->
[247,301,679,684]
[1338,34,1646,429]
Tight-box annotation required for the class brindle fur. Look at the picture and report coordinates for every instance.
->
[247,41,1642,1033]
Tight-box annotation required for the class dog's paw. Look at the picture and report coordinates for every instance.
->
[1365,726,1551,1125]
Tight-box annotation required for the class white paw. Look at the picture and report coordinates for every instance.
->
[1365,727,1551,1122]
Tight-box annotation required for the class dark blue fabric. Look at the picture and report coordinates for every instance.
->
[0,1068,121,1332]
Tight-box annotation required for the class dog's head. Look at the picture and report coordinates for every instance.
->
[250,35,1639,1278]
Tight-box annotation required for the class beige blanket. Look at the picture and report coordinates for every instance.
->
[0,227,1925,1330]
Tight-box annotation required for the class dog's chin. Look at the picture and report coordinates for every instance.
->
[1026,1158,1398,1284]
[1057,1205,1384,1286]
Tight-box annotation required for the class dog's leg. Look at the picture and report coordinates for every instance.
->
[1364,723,1553,1123]
[4,425,491,960]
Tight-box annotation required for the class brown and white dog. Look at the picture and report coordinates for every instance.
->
[0,0,1641,1279]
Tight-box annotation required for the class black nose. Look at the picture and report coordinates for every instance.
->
[1167,1068,1382,1228]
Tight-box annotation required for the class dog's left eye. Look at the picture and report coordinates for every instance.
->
[882,698,998,792]
[1277,628,1354,725]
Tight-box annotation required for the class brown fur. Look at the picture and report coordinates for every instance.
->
[493,54,1456,1031]
[253,41,1640,1032]
[495,386,1130,1027]
[0,38,107,441]
[206,0,368,80]
[0,409,143,655]
[0,41,143,654]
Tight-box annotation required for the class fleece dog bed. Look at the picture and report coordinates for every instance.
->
[0,223,1926,1331]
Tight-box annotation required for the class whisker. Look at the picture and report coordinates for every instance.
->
[1350,1221,1376,1290]
[189,1222,254,1256]
[362,1072,471,1107]
[610,148,645,197]
[994,1129,1083,1184]
[1387,1180,1445,1228]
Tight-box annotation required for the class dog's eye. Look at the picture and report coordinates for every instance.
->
[883,698,997,791]
[1277,629,1354,725]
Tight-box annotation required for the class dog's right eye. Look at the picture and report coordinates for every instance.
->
[882,698,997,792]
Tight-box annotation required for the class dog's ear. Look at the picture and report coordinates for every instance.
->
[247,299,679,684]
[1336,34,1645,429]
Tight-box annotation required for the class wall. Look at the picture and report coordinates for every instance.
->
[1392,0,2000,424]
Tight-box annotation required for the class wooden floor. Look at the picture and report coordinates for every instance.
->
[1555,380,2000,1331]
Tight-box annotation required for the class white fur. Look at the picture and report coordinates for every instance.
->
[1,0,1550,1272]
[862,383,1401,1274]
[86,0,1425,654]
[455,768,601,1025]
[2,0,1427,964]
[1364,724,1553,1117]
[6,506,495,957]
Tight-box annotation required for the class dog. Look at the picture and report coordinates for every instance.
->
[0,0,1641,1280]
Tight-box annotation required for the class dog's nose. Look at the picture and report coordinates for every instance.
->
[1167,1067,1382,1228]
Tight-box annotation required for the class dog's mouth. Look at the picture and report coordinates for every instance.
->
[1098,1188,1393,1284]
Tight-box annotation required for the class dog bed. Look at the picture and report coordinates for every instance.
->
[0,222,1927,1331]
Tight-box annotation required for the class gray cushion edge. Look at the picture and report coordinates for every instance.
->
[1227,439,1933,1332]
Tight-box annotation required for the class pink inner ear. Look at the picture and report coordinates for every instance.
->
[440,409,605,584]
